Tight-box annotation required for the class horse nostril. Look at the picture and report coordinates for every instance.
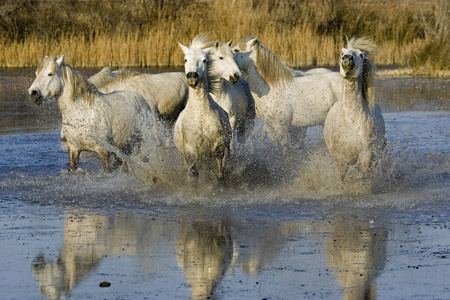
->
[343,54,354,61]
[234,72,240,80]
[31,89,39,96]
[187,72,199,79]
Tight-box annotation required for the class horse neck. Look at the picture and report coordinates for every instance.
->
[57,64,95,115]
[342,76,370,114]
[243,63,271,98]
[187,77,211,110]
[208,76,229,97]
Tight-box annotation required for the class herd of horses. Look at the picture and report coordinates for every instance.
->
[27,34,386,192]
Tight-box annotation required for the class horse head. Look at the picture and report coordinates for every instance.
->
[232,36,258,72]
[179,42,209,88]
[341,37,377,81]
[340,48,365,80]
[208,40,241,84]
[28,55,65,105]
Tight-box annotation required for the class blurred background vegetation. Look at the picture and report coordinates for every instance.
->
[0,0,448,75]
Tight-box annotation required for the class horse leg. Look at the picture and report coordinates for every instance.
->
[359,150,373,177]
[215,144,227,180]
[228,115,236,153]
[266,122,289,155]
[98,150,111,172]
[336,158,349,182]
[68,146,80,172]
[163,121,173,147]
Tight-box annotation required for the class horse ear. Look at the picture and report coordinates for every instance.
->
[227,39,233,47]
[203,46,213,54]
[178,43,189,55]
[248,37,258,48]
[56,55,65,66]
[214,41,220,49]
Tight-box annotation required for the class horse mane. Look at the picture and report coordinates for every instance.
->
[347,37,377,110]
[96,68,141,89]
[207,67,221,95]
[190,33,214,50]
[208,41,231,95]
[88,66,114,88]
[238,36,295,86]
[347,36,377,57]
[58,59,98,107]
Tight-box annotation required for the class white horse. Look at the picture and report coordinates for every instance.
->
[208,40,255,151]
[323,37,386,187]
[233,36,343,150]
[90,67,188,147]
[28,55,152,172]
[174,35,232,180]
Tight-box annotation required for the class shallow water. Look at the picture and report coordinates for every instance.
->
[0,69,449,299]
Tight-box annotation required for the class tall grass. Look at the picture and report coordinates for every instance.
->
[0,0,448,75]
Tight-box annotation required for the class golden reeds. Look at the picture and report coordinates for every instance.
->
[0,0,448,75]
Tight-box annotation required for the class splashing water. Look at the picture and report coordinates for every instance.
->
[2,109,447,209]
[0,73,448,209]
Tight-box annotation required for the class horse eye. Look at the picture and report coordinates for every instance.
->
[203,59,206,63]
[234,49,239,53]
[184,59,187,62]
[219,56,224,60]
[360,53,364,58]
[48,73,53,76]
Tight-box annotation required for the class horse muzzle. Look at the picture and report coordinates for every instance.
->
[229,72,240,85]
[186,72,199,88]
[29,89,43,105]
[341,55,354,73]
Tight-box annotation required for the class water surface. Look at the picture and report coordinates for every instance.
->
[0,69,449,299]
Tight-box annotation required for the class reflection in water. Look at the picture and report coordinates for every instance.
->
[31,211,389,300]
[32,215,108,300]
[326,217,388,300]
[176,220,233,300]
[231,220,288,275]
[31,212,176,300]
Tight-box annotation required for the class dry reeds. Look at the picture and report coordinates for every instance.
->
[0,0,448,75]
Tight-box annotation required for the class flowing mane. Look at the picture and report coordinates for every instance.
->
[347,36,377,56]
[237,36,295,86]
[189,33,214,50]
[347,37,377,110]
[95,68,141,89]
[207,41,230,95]
[88,66,114,87]
[38,57,98,106]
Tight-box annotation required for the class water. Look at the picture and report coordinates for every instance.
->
[0,69,449,299]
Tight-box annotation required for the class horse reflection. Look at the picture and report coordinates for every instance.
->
[31,213,174,300]
[176,220,233,300]
[230,220,288,275]
[326,217,388,300]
